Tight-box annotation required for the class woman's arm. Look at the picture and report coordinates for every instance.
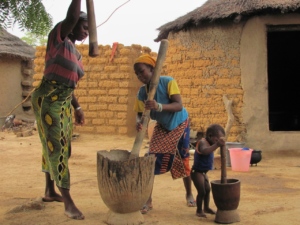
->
[144,94,183,112]
[60,0,82,39]
[71,93,84,125]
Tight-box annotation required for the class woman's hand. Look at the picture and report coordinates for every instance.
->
[74,108,84,125]
[144,100,158,110]
[136,122,143,132]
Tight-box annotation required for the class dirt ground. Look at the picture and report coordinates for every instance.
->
[0,129,300,225]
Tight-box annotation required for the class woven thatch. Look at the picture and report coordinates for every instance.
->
[0,28,35,60]
[155,0,300,41]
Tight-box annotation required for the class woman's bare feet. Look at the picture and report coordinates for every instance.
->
[186,194,196,207]
[204,208,216,214]
[64,206,85,220]
[140,203,153,214]
[42,193,63,202]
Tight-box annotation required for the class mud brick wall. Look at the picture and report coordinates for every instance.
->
[33,43,157,136]
[33,28,246,141]
[164,25,246,142]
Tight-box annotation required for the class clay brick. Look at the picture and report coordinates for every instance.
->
[179,79,192,86]
[194,59,211,67]
[119,48,131,55]
[110,73,130,79]
[33,73,43,80]
[113,58,131,64]
[89,104,108,110]
[96,126,116,133]
[118,97,128,104]
[108,104,128,111]
[119,82,131,88]
[181,88,191,95]
[32,81,41,87]
[74,89,87,96]
[99,111,114,118]
[119,65,131,72]
[88,90,105,96]
[104,66,118,72]
[98,96,118,103]
[117,112,127,119]
[119,89,129,96]
[232,68,241,76]
[74,126,95,132]
[84,112,98,118]
[118,127,128,134]
[92,119,105,125]
[109,119,126,126]
[99,81,119,88]
[108,89,119,95]
[77,96,97,103]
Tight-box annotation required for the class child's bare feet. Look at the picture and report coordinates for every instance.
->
[64,206,84,220]
[196,211,207,218]
[42,193,63,202]
[204,208,216,214]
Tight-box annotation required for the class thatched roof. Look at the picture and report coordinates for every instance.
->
[0,28,35,60]
[155,0,300,41]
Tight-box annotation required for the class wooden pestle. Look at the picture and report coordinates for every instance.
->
[220,138,227,184]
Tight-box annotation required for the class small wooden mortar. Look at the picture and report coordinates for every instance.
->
[97,40,169,225]
[211,142,241,223]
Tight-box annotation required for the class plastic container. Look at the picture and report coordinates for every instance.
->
[229,148,253,172]
[225,142,245,167]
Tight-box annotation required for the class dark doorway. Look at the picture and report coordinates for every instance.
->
[267,25,300,131]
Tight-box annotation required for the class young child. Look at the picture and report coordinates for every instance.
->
[191,124,226,218]
[133,54,195,214]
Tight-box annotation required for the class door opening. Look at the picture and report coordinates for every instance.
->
[267,25,300,131]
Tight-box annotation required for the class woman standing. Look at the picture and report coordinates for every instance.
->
[133,54,195,214]
[31,0,88,220]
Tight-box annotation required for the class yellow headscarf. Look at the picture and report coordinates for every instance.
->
[134,54,156,67]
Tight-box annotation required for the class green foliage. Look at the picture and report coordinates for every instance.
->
[21,32,47,46]
[0,0,53,36]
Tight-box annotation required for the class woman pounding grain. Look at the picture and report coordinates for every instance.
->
[31,0,88,220]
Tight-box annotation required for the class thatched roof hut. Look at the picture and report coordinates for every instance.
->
[0,28,35,119]
[155,0,300,41]
[152,0,300,153]
[0,28,35,60]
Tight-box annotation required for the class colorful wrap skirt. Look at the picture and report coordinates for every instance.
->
[149,119,190,179]
[31,78,73,189]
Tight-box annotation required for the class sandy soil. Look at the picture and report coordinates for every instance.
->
[0,130,300,225]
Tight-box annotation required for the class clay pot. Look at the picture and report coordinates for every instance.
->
[250,150,262,166]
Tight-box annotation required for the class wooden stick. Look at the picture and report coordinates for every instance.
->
[129,40,169,159]
[220,95,234,183]
[220,144,227,183]
[86,0,99,57]
[223,95,234,140]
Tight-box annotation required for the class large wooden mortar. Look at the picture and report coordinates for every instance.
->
[96,40,168,225]
[97,150,155,225]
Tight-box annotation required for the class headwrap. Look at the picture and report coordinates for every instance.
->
[79,11,88,21]
[134,54,156,67]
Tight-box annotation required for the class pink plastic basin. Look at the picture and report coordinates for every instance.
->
[229,148,253,172]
